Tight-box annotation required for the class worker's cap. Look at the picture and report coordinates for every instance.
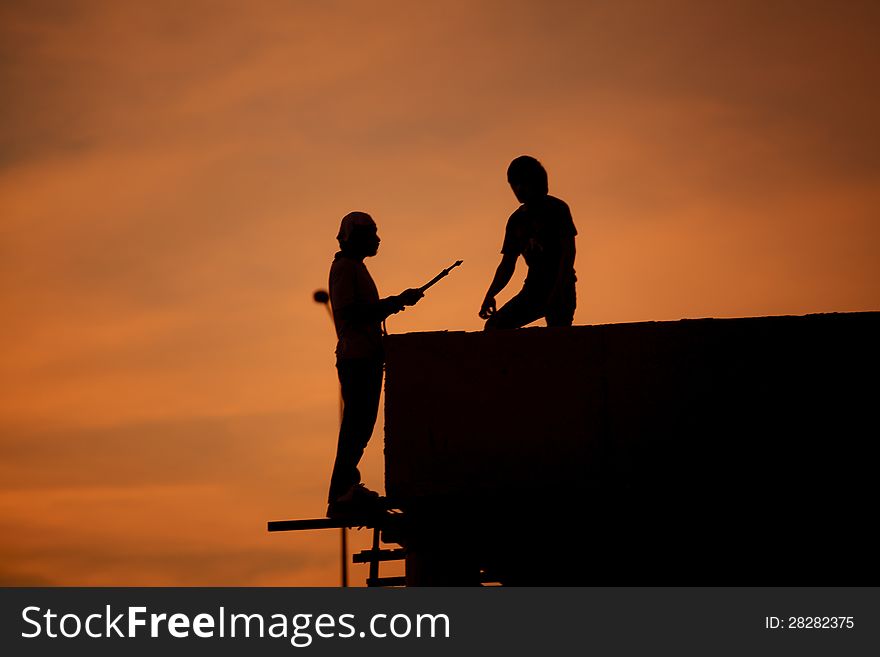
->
[337,211,376,242]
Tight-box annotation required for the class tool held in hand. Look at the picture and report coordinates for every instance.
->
[384,261,462,335]
[418,260,463,293]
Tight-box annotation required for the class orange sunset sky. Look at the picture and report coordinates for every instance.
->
[1,0,879,586]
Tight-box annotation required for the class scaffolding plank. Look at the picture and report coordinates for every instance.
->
[267,516,383,532]
[352,548,407,564]
[367,576,407,587]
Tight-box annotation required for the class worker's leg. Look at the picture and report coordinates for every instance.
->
[545,283,576,327]
[484,290,545,330]
[327,357,384,502]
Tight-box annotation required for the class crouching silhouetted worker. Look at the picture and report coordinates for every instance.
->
[479,156,577,329]
[326,212,423,518]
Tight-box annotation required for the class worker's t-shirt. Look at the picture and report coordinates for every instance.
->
[329,253,383,361]
[501,194,577,297]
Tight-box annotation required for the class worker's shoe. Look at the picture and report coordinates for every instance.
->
[326,483,381,519]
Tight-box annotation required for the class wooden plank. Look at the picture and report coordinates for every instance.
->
[367,576,407,587]
[352,548,407,563]
[267,516,382,532]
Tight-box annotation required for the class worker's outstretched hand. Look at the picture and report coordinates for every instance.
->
[479,295,496,319]
[399,288,423,306]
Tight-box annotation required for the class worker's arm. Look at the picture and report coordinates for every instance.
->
[479,252,518,319]
[337,289,423,324]
[330,260,423,324]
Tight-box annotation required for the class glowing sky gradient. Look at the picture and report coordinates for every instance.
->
[1,0,878,585]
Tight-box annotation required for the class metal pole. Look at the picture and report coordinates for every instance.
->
[341,524,348,588]
[313,289,348,588]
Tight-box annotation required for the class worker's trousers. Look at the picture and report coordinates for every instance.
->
[327,357,384,502]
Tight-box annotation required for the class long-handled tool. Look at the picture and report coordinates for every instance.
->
[419,260,463,293]
[383,261,463,335]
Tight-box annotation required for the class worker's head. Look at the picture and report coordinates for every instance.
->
[507,155,549,204]
[337,211,380,258]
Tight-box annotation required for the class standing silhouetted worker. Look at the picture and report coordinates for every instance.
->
[479,156,577,328]
[326,212,422,517]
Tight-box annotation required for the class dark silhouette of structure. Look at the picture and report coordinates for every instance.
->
[480,156,577,329]
[272,311,878,585]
